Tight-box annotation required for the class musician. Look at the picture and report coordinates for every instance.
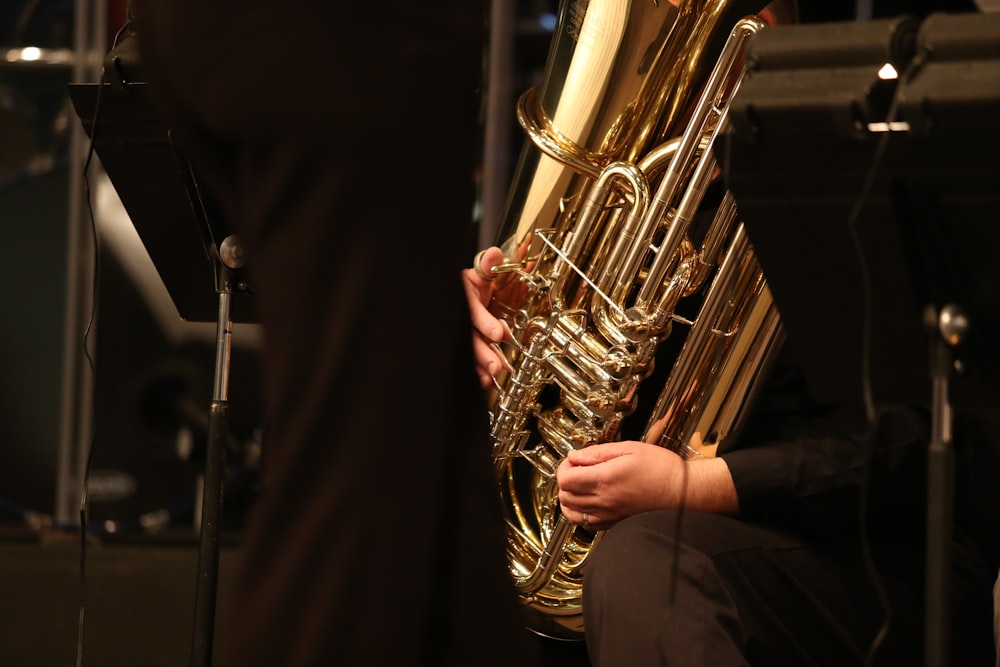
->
[132,1,543,666]
[466,246,1000,666]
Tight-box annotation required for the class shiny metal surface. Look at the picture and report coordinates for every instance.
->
[483,0,781,639]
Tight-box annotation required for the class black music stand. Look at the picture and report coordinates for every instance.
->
[722,12,1000,667]
[69,71,254,666]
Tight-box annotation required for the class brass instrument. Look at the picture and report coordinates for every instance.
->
[484,0,785,639]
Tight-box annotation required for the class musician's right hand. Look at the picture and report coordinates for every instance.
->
[556,439,740,531]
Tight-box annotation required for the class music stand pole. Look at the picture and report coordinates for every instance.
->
[190,236,245,667]
[924,303,967,667]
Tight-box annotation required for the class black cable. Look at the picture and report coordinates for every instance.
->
[75,111,101,667]
[74,17,133,667]
[668,452,691,606]
[844,46,931,667]
[74,89,100,667]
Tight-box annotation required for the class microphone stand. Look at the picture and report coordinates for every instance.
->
[923,303,968,667]
[190,235,247,667]
[68,65,260,667]
[168,129,252,667]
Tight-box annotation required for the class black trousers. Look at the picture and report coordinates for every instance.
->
[133,1,543,665]
[584,509,996,667]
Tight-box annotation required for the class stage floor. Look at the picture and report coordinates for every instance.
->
[0,527,590,667]
[0,528,242,667]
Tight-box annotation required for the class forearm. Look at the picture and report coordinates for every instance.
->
[721,404,930,531]
[684,457,740,515]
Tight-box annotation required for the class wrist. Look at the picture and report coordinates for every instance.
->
[684,457,740,515]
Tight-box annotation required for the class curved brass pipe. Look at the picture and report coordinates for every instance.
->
[485,2,779,639]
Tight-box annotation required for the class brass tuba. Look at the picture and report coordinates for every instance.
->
[483,0,785,639]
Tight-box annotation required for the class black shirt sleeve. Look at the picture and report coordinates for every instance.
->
[718,349,930,535]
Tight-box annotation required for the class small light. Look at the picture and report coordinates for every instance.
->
[867,121,911,132]
[539,12,557,32]
[878,63,898,80]
[20,46,42,61]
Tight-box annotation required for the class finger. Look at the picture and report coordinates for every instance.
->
[560,504,588,527]
[469,301,506,343]
[566,442,630,466]
[464,267,508,344]
[473,335,506,378]
[560,505,612,532]
[473,246,505,281]
[558,485,590,509]
[461,267,490,306]
[583,514,614,531]
[556,464,601,497]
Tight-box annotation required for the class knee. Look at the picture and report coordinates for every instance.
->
[582,511,750,666]
[583,510,688,613]
[586,511,675,584]
[583,509,739,616]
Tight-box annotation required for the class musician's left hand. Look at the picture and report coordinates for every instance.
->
[462,246,511,388]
